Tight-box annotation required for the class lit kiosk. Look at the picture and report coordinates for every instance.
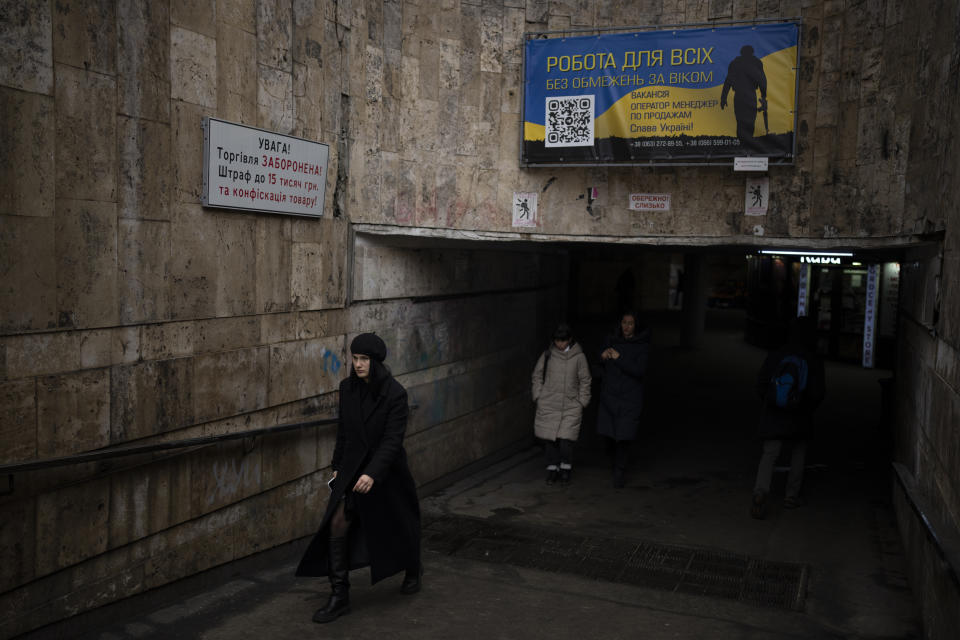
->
[745,250,899,368]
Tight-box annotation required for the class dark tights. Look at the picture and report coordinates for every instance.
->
[330,499,350,538]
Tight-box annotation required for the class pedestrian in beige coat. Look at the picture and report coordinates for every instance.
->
[531,323,592,486]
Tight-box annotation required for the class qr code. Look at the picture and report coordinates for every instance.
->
[545,95,594,147]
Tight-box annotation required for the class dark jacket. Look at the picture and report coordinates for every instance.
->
[756,345,825,440]
[295,373,420,583]
[597,327,651,441]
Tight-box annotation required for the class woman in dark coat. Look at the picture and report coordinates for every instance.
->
[295,333,421,623]
[597,311,651,488]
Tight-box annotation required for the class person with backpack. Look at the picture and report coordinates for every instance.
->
[751,316,825,519]
[531,323,592,486]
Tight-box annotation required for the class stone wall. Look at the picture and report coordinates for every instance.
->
[3,0,960,637]
[0,1,563,636]
[343,0,914,245]
[888,0,960,637]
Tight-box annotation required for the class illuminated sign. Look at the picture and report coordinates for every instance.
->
[799,256,841,264]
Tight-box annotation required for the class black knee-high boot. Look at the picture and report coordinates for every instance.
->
[613,440,630,488]
[312,537,350,623]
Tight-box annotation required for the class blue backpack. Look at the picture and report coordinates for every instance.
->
[768,355,808,410]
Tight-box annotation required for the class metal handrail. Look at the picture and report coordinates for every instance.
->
[892,462,960,588]
[0,417,338,475]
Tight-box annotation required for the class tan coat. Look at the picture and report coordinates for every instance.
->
[531,342,592,441]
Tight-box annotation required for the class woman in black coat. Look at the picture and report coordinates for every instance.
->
[597,311,651,488]
[296,333,422,623]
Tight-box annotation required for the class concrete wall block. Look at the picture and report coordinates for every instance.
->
[0,498,36,593]
[169,205,217,319]
[172,102,213,205]
[111,358,195,441]
[191,440,261,515]
[258,64,295,133]
[196,316,261,354]
[499,61,521,124]
[142,321,196,361]
[293,58,324,140]
[257,0,294,71]
[526,0,548,24]
[219,0,256,32]
[171,0,217,37]
[117,0,171,121]
[0,378,37,464]
[80,327,140,370]
[502,8,525,66]
[118,219,172,325]
[0,89,55,218]
[291,241,326,309]
[0,215,57,332]
[108,460,176,547]
[418,38,439,102]
[260,427,317,489]
[4,331,80,380]
[406,394,530,485]
[171,27,217,108]
[320,20,343,134]
[216,23,258,125]
[297,309,347,341]
[379,150,400,220]
[0,0,53,94]
[37,369,110,458]
[144,506,241,589]
[360,144,384,220]
[193,346,269,423]
[35,477,110,576]
[414,163,438,227]
[815,71,840,128]
[52,0,116,74]
[261,312,298,344]
[54,199,118,329]
[118,117,173,221]
[939,252,960,346]
[238,474,314,556]
[438,40,460,102]
[55,66,117,202]
[321,220,348,308]
[316,421,337,470]
[480,2,503,74]
[215,215,258,317]
[267,335,345,406]
[377,320,451,375]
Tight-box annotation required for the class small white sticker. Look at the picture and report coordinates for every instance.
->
[745,177,769,216]
[512,192,538,227]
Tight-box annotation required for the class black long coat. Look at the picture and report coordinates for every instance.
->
[295,374,421,584]
[755,345,825,440]
[597,328,651,441]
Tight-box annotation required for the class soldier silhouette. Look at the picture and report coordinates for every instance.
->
[720,45,767,147]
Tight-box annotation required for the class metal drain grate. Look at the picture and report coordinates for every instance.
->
[422,514,808,611]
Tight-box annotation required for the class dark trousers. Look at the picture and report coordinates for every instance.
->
[604,437,631,472]
[544,438,574,469]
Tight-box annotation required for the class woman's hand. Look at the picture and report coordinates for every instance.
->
[353,474,375,494]
[602,348,620,360]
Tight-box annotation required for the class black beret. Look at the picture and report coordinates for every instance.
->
[350,333,387,362]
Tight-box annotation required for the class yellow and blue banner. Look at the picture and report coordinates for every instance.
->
[522,23,799,164]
